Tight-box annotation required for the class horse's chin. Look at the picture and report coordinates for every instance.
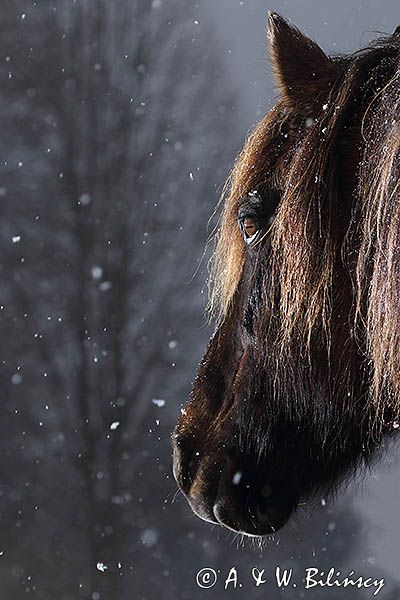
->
[212,500,292,537]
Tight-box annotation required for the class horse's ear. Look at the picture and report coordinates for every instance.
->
[268,12,339,107]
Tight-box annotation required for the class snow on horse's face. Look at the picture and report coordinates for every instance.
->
[173,14,400,536]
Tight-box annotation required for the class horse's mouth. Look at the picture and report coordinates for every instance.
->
[172,441,294,537]
[211,498,292,537]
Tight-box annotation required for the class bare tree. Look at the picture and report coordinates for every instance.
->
[0,1,236,597]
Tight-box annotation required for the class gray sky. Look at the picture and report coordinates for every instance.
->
[200,0,400,583]
[201,0,400,126]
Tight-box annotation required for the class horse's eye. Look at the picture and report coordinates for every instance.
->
[243,217,257,237]
[238,215,260,245]
[243,217,257,238]
[237,190,267,245]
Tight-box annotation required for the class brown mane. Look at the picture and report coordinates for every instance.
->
[210,31,400,426]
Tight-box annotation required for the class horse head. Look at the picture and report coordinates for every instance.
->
[173,13,400,536]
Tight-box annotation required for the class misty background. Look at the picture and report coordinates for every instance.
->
[1,1,400,599]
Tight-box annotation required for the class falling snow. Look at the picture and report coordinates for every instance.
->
[152,399,166,407]
[0,2,397,598]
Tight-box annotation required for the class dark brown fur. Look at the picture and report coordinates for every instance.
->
[172,13,400,537]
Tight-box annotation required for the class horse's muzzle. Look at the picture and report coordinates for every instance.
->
[172,436,293,536]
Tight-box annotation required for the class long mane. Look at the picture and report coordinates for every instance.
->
[209,32,400,424]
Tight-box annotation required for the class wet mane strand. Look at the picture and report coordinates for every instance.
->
[356,63,400,418]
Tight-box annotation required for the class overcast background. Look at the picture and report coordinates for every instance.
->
[1,1,400,599]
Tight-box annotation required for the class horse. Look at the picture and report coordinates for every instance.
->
[172,12,400,537]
